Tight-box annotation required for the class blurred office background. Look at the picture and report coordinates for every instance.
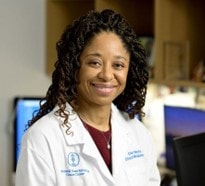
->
[0,0,50,185]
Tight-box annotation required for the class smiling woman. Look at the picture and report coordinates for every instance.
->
[15,9,160,186]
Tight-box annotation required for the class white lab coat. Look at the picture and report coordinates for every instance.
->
[15,103,160,186]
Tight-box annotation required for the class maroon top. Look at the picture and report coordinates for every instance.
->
[83,122,112,172]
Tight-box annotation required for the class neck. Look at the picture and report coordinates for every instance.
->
[73,101,111,131]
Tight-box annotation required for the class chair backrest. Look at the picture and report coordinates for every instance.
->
[173,132,205,186]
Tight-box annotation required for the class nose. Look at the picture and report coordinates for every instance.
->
[97,64,114,81]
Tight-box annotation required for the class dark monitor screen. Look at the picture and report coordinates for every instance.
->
[164,105,205,170]
[14,97,43,171]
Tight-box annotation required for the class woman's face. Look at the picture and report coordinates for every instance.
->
[76,32,130,107]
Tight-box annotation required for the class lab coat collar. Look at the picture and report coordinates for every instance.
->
[55,103,131,183]
[56,103,115,183]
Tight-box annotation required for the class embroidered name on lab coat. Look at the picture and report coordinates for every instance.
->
[125,150,144,161]
[61,169,90,177]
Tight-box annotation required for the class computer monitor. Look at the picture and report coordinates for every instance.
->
[164,105,205,170]
[13,97,43,171]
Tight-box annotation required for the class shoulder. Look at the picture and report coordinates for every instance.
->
[22,103,77,148]
[22,109,62,149]
[28,110,59,133]
[111,103,153,141]
[112,104,150,132]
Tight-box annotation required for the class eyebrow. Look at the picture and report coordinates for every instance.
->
[84,53,129,61]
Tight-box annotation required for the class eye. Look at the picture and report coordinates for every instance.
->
[88,60,101,68]
[113,62,125,70]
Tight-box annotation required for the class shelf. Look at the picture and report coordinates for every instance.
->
[150,79,205,89]
[95,0,154,36]
[46,0,205,88]
[46,0,94,73]
[155,0,205,81]
[46,0,154,74]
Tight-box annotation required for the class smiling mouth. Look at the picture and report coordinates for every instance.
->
[91,83,116,94]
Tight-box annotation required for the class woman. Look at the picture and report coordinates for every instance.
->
[15,9,160,186]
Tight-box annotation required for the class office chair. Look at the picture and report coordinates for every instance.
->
[173,132,205,186]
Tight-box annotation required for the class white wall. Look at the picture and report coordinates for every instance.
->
[0,0,50,185]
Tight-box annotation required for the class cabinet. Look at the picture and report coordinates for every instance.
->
[46,0,205,88]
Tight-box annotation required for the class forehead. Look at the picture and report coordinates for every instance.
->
[83,31,129,53]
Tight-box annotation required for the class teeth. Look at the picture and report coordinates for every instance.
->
[93,84,114,93]
[93,84,113,88]
[99,87,111,90]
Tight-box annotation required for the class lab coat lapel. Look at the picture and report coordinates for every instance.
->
[82,134,114,182]
[111,104,130,177]
[59,104,114,183]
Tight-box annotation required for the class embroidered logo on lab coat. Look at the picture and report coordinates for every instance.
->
[68,152,80,167]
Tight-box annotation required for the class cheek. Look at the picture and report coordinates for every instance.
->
[118,70,129,84]
[77,67,88,81]
[77,68,96,84]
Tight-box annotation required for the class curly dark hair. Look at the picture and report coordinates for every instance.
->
[28,9,149,131]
